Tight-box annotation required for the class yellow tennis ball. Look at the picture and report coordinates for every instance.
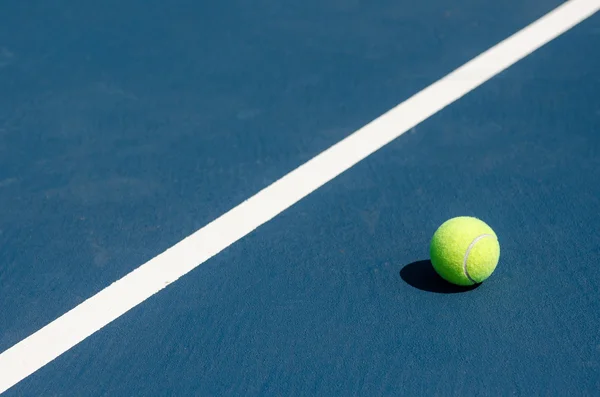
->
[430,216,500,286]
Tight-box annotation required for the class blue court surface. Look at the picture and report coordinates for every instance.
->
[1,0,600,395]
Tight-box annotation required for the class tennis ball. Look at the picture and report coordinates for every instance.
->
[430,216,500,286]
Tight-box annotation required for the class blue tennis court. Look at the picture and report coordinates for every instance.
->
[1,0,599,395]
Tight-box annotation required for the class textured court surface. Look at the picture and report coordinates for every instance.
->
[1,0,599,395]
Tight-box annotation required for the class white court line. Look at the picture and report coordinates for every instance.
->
[1,0,599,393]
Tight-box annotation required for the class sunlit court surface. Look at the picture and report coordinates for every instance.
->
[1,0,600,395]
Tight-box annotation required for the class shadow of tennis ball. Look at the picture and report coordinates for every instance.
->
[400,260,480,294]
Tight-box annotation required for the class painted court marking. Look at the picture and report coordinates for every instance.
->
[1,0,599,393]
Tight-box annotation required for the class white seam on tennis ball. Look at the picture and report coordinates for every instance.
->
[463,234,494,284]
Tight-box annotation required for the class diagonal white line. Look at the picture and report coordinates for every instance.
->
[1,0,599,393]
